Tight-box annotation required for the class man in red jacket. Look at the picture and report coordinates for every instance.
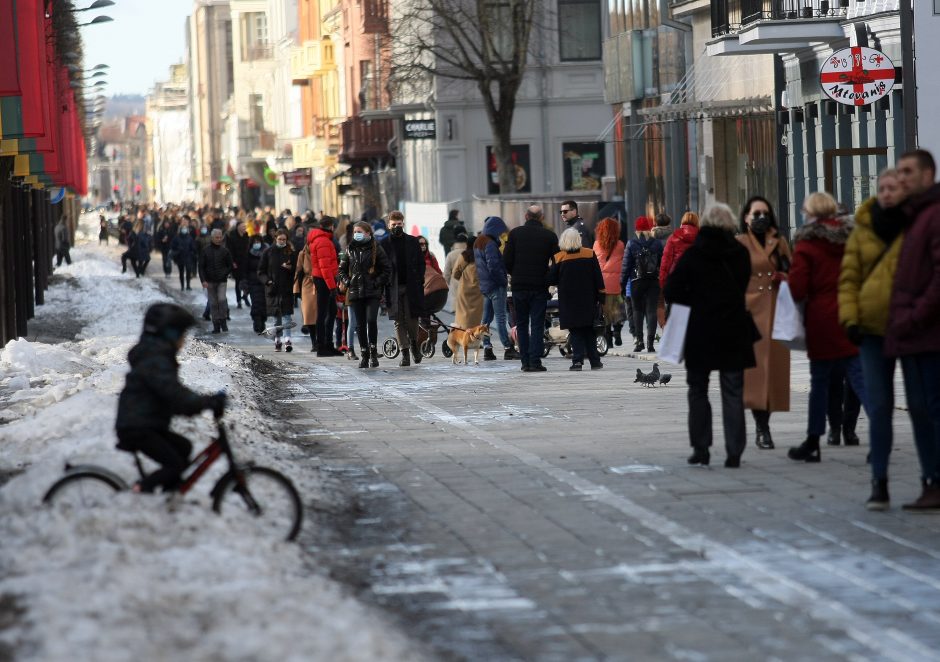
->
[307,216,341,356]
[887,149,940,510]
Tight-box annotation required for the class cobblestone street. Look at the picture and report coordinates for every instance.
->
[230,325,940,662]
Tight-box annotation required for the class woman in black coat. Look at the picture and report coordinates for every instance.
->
[664,203,756,468]
[243,236,268,333]
[258,229,299,352]
[339,221,392,368]
[547,228,606,370]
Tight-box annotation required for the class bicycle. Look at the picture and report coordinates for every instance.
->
[43,415,303,542]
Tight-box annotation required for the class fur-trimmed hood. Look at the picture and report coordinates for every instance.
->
[794,216,853,244]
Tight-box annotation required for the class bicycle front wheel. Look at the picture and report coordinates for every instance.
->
[43,470,124,509]
[212,466,303,542]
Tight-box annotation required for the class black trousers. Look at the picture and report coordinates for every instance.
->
[55,247,71,266]
[176,260,193,290]
[117,428,192,493]
[314,277,337,349]
[686,368,746,458]
[161,248,172,275]
[631,278,659,345]
[352,297,381,348]
[568,326,600,366]
[828,363,862,435]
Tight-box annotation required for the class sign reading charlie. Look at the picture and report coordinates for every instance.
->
[820,46,895,107]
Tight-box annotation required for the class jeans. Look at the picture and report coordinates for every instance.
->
[808,357,867,436]
[314,277,337,350]
[206,281,229,322]
[513,289,548,367]
[161,248,173,276]
[686,368,746,458]
[631,278,659,346]
[352,298,380,348]
[859,335,896,480]
[828,364,862,436]
[568,326,600,366]
[900,352,940,483]
[346,304,359,349]
[273,312,293,343]
[481,287,511,349]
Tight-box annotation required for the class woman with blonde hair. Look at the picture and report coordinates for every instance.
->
[787,191,866,463]
[593,217,626,346]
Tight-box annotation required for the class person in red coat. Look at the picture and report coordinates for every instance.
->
[307,216,341,356]
[659,211,699,289]
[786,192,868,463]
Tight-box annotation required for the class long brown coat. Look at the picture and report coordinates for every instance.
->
[451,255,484,329]
[737,229,791,412]
[293,245,318,326]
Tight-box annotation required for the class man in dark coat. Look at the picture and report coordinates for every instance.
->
[154,218,177,277]
[226,221,251,308]
[560,200,593,248]
[439,209,466,256]
[503,205,559,371]
[198,229,234,333]
[380,210,425,366]
[664,202,755,468]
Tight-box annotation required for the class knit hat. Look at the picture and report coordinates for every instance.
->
[634,216,653,232]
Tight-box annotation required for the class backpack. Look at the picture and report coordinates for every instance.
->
[634,244,659,280]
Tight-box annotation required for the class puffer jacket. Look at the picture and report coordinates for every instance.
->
[474,216,508,295]
[306,227,339,289]
[659,224,698,288]
[198,242,233,283]
[593,239,625,294]
[115,335,211,432]
[838,197,905,336]
[789,216,857,360]
[621,235,664,287]
[339,239,392,302]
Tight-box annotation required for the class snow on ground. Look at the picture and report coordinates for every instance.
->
[0,214,423,661]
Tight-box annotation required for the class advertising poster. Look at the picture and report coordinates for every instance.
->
[486,144,531,194]
[563,142,605,191]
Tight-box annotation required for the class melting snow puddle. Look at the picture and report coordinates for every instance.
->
[609,464,664,475]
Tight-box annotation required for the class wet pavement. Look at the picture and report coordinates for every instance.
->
[196,293,939,662]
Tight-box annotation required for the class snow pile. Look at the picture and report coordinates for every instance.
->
[0,214,422,661]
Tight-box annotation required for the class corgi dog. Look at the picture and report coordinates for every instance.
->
[447,324,491,365]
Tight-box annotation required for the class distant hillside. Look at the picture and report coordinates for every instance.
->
[103,95,146,119]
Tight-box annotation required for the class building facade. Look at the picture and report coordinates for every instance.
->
[147,64,194,203]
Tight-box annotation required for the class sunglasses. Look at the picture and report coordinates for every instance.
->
[560,209,571,214]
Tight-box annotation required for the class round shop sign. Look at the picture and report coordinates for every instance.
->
[820,46,895,106]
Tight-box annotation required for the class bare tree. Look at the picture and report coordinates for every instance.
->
[391,0,540,194]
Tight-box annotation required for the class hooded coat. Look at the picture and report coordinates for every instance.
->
[659,224,698,288]
[664,226,756,371]
[474,216,509,295]
[788,216,857,361]
[885,183,940,357]
[737,228,792,412]
[838,197,906,337]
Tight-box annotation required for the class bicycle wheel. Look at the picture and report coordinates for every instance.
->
[441,339,453,358]
[421,338,435,359]
[43,470,124,509]
[212,466,303,542]
[382,337,400,359]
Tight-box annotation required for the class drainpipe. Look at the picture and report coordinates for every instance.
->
[900,0,917,150]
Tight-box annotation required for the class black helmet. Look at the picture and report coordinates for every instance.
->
[142,303,196,341]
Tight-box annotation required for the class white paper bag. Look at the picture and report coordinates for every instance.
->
[771,281,806,350]
[658,303,690,365]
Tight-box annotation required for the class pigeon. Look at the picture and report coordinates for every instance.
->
[659,372,672,386]
[650,363,661,383]
[636,365,658,387]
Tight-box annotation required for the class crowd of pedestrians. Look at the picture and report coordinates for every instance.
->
[97,149,940,511]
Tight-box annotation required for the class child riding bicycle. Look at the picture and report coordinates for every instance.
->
[115,303,226,493]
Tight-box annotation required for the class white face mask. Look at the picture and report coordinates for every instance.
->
[276,240,287,248]
[353,232,367,242]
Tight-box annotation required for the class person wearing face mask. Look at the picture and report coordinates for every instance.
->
[244,235,269,334]
[339,222,392,367]
[380,211,425,367]
[737,196,792,451]
[259,230,298,351]
[306,216,342,357]
[169,219,197,291]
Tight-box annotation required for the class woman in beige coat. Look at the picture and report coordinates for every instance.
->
[737,196,792,450]
[451,244,484,330]
[293,243,319,351]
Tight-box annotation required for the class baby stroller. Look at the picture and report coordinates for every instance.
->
[381,290,454,359]
[539,288,609,358]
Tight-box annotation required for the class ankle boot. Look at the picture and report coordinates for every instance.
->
[827,428,841,446]
[902,480,940,511]
[787,436,821,462]
[755,428,774,450]
[369,345,379,368]
[211,321,221,334]
[614,324,623,346]
[866,479,889,511]
[687,448,710,466]
[358,350,369,369]
[399,349,411,367]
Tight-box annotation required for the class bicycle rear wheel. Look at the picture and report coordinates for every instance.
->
[43,470,124,509]
[212,466,303,541]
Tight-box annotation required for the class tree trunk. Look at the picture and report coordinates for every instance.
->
[480,81,519,195]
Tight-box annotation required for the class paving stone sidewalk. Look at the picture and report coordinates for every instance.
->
[227,324,938,662]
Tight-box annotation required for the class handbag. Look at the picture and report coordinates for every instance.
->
[771,281,805,350]
[658,303,690,365]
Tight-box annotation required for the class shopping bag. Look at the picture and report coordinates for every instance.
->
[658,303,690,365]
[771,281,806,350]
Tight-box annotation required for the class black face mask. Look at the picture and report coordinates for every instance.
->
[750,214,771,235]
[391,226,404,237]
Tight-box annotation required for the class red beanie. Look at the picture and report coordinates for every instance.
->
[634,216,653,232]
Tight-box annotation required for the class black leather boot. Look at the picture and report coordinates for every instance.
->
[399,349,411,367]
[369,345,379,368]
[358,349,369,369]
[687,448,710,466]
[866,479,889,511]
[827,428,841,446]
[755,429,774,450]
[787,436,821,462]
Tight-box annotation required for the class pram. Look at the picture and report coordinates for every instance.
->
[540,288,609,358]
[381,289,454,359]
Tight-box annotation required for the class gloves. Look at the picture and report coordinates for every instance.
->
[207,391,227,418]
[845,324,863,346]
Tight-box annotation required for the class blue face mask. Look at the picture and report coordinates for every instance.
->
[180,227,189,235]
[200,227,208,235]
[353,232,366,242]
[250,242,262,255]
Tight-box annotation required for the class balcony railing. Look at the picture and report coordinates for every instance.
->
[712,0,849,37]
[362,0,389,34]
[339,118,394,164]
